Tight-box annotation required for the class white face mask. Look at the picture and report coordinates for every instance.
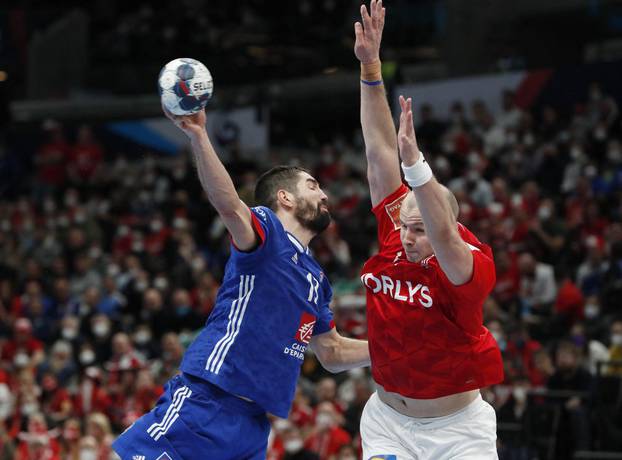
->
[93,323,109,338]
[14,352,29,367]
[612,333,622,346]
[584,304,599,319]
[62,328,78,340]
[79,449,98,460]
[283,439,303,453]
[315,413,333,429]
[513,387,527,403]
[80,350,95,365]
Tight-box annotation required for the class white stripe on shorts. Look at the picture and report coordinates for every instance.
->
[147,386,191,441]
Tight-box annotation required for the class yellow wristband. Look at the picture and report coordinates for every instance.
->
[361,61,382,82]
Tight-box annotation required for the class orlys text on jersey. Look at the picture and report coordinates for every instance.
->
[361,273,433,308]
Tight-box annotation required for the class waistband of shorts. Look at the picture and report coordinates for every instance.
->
[375,391,486,431]
[180,372,266,416]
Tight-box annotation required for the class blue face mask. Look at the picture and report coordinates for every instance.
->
[176,305,191,316]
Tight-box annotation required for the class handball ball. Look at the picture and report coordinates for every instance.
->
[158,58,213,116]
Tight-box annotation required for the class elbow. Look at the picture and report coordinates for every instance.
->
[315,343,342,374]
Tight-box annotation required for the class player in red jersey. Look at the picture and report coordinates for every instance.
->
[354,1,504,458]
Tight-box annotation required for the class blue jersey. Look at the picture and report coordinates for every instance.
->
[180,206,334,418]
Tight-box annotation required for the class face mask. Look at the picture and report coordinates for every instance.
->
[150,220,163,232]
[14,352,29,367]
[284,439,303,453]
[538,206,552,220]
[93,323,109,338]
[79,449,98,460]
[513,387,527,403]
[570,146,583,160]
[612,334,622,346]
[176,306,190,316]
[594,127,606,141]
[21,402,38,416]
[341,456,357,460]
[154,277,168,290]
[315,413,333,429]
[62,328,78,340]
[584,304,599,319]
[134,331,151,345]
[80,350,95,365]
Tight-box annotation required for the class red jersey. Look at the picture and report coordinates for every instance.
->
[362,185,503,399]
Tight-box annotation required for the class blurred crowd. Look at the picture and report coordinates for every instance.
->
[0,81,622,459]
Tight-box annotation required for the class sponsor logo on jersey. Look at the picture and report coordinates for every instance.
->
[369,455,397,460]
[156,453,172,460]
[253,207,267,220]
[132,456,145,460]
[361,273,433,308]
[384,191,408,231]
[283,312,316,361]
[295,312,316,344]
[291,253,298,264]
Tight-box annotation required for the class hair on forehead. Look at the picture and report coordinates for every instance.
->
[401,186,459,219]
[254,165,310,211]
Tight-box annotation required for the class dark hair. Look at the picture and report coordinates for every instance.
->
[254,165,309,211]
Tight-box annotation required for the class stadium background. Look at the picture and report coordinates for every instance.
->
[1,1,622,459]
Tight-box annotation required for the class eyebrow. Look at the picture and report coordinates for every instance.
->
[306,178,319,187]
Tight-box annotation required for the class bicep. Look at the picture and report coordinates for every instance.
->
[435,237,475,286]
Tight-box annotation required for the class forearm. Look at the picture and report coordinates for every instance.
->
[189,130,241,215]
[329,336,370,373]
[360,63,397,157]
[360,62,402,204]
[412,177,472,283]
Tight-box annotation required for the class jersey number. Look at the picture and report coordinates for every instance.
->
[306,273,319,304]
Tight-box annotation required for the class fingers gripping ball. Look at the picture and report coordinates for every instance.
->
[158,58,213,116]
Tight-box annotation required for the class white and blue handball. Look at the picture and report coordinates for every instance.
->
[158,58,213,116]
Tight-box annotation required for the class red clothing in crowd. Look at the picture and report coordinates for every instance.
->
[304,426,351,460]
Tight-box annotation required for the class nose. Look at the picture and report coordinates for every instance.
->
[403,228,416,246]
[319,188,328,201]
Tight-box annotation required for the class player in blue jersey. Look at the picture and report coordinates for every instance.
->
[112,107,371,460]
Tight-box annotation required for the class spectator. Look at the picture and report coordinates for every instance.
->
[547,341,593,458]
[0,318,45,370]
[15,412,60,460]
[517,252,557,319]
[58,417,81,460]
[85,412,114,459]
[282,423,319,460]
[304,402,351,460]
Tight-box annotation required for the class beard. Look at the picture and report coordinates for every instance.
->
[294,197,331,234]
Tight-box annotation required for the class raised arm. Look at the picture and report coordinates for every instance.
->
[163,107,258,251]
[397,96,474,285]
[354,0,402,207]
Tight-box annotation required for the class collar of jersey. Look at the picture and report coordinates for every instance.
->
[286,232,310,254]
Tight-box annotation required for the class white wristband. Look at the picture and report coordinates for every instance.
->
[401,153,433,188]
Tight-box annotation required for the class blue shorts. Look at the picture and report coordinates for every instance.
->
[112,373,270,460]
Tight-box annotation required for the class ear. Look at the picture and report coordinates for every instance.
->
[276,189,295,210]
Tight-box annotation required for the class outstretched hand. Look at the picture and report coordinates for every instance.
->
[162,104,207,138]
[397,95,421,166]
[354,0,385,64]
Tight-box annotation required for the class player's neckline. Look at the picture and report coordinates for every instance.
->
[286,232,310,254]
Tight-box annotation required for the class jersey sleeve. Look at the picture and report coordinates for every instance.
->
[313,279,335,336]
[436,245,496,334]
[371,184,410,253]
[229,206,276,259]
